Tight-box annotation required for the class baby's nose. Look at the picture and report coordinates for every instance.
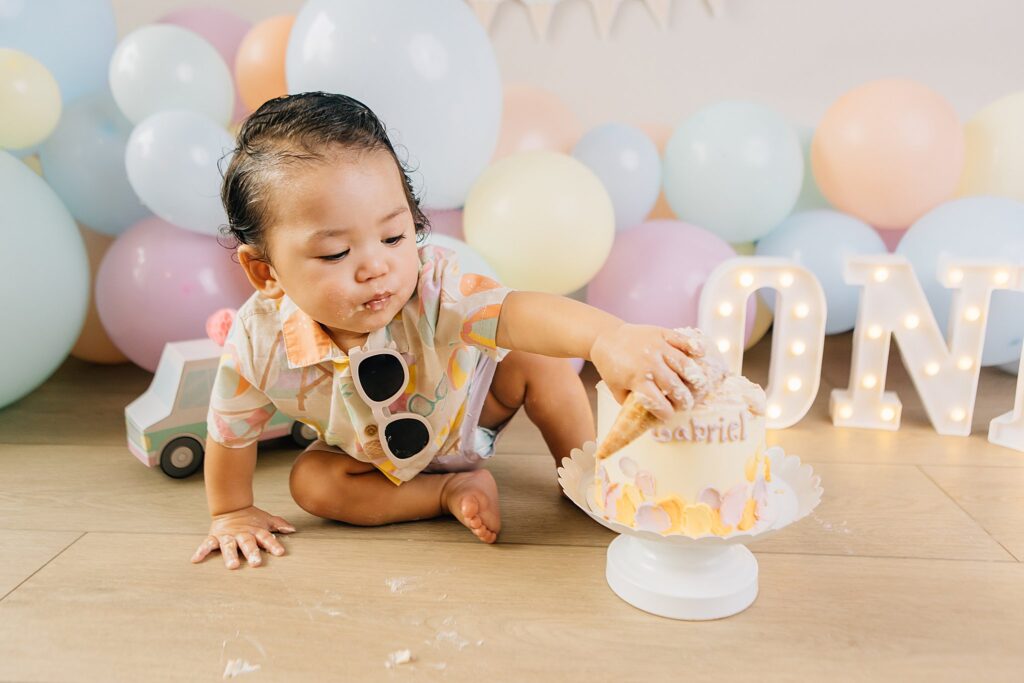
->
[356,257,388,281]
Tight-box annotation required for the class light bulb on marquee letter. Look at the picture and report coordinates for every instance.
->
[699,257,827,429]
[831,255,1022,437]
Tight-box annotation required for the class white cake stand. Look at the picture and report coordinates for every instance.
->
[558,442,822,621]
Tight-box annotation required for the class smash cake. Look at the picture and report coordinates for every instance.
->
[593,328,770,537]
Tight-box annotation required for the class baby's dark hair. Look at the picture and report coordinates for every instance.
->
[220,91,430,261]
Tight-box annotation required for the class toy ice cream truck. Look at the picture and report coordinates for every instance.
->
[125,312,316,478]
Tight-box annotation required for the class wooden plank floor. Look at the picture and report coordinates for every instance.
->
[1,333,1023,681]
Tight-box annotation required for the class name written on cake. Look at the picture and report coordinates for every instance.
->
[650,412,747,444]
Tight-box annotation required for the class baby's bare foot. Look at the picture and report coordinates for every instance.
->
[441,470,501,544]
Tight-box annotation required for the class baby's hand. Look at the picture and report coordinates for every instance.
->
[191,505,296,570]
[590,323,706,421]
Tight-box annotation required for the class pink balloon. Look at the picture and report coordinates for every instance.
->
[875,225,908,252]
[587,220,755,341]
[424,207,464,240]
[96,217,253,372]
[160,8,252,122]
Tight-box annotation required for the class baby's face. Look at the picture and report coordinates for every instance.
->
[263,148,421,349]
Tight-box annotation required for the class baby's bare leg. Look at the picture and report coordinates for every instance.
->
[289,448,501,543]
[482,352,596,465]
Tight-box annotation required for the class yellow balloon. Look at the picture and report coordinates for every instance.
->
[744,295,774,349]
[731,241,756,256]
[0,48,62,150]
[22,154,43,176]
[959,92,1024,201]
[464,151,614,294]
[731,242,775,349]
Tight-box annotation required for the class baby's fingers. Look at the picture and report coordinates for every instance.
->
[236,533,263,567]
[650,364,694,412]
[665,329,704,357]
[635,377,674,421]
[218,535,242,570]
[255,529,286,558]
[666,350,708,395]
[269,516,296,534]
[191,536,218,564]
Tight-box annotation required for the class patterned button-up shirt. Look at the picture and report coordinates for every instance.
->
[206,245,512,483]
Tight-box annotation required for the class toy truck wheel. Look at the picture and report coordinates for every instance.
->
[291,422,317,448]
[160,437,205,478]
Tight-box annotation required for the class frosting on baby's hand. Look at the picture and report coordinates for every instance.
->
[671,327,765,417]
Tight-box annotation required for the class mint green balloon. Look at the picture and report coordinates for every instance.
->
[793,126,833,212]
[663,101,803,242]
[0,151,89,409]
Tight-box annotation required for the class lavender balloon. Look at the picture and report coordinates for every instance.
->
[572,123,661,232]
[587,219,754,339]
[95,217,252,372]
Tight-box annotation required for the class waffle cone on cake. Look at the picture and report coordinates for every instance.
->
[594,391,658,460]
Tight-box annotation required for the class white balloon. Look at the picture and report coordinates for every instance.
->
[109,24,234,126]
[124,110,233,235]
[286,0,501,210]
[425,233,499,282]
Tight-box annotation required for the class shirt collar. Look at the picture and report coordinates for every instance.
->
[279,296,340,369]
[278,295,395,369]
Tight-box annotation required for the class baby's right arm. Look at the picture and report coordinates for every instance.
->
[190,437,296,570]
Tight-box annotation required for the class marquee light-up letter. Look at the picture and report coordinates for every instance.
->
[989,345,1024,452]
[831,255,1022,436]
[699,257,827,429]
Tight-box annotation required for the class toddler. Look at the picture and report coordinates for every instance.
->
[191,92,708,570]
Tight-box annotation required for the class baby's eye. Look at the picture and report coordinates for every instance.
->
[383,234,406,246]
[319,250,349,261]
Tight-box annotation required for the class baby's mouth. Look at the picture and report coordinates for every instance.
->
[361,291,392,312]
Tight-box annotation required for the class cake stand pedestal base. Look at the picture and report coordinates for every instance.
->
[605,535,759,620]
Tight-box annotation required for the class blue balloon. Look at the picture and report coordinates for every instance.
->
[426,233,500,282]
[756,210,887,335]
[0,151,89,409]
[572,123,661,232]
[896,197,1024,366]
[0,0,117,105]
[39,91,151,236]
[663,101,803,243]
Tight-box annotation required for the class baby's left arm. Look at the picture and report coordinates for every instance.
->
[494,292,707,421]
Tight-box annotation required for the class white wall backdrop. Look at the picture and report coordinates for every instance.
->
[110,0,1023,128]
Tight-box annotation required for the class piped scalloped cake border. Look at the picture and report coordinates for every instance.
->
[558,441,823,545]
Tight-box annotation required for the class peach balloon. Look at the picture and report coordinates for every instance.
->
[637,122,675,220]
[493,84,582,160]
[637,122,672,153]
[235,15,294,113]
[71,224,128,364]
[812,79,964,230]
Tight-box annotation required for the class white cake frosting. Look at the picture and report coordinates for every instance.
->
[594,328,770,537]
